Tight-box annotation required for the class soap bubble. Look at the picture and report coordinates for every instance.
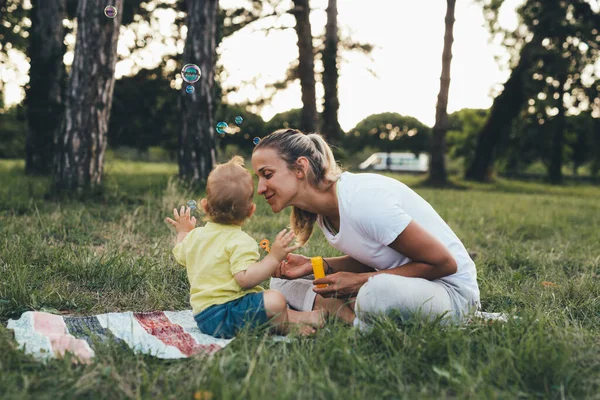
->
[104,5,117,18]
[216,122,228,135]
[253,137,261,145]
[234,116,243,125]
[181,64,201,84]
[185,85,195,94]
[187,200,197,210]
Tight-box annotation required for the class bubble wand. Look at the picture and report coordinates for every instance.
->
[311,256,327,288]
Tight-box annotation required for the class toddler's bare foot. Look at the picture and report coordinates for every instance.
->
[306,309,328,329]
[285,308,328,334]
[294,324,317,336]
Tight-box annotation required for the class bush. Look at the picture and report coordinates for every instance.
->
[217,144,252,163]
[0,106,26,159]
[105,146,175,163]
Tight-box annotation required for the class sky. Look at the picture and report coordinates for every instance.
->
[219,0,522,129]
[2,0,523,130]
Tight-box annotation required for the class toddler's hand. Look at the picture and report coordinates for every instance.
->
[270,229,301,262]
[165,205,197,233]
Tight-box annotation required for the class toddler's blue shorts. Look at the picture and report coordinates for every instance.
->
[194,292,269,339]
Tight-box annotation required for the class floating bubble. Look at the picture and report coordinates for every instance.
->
[216,122,228,135]
[187,200,197,210]
[235,116,243,125]
[253,137,261,145]
[104,5,117,18]
[185,85,195,94]
[181,63,201,84]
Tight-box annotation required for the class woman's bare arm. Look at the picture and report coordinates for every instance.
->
[323,255,376,274]
[313,220,457,298]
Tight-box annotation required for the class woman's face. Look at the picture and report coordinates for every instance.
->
[251,148,300,213]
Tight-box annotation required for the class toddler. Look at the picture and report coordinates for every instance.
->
[165,156,326,338]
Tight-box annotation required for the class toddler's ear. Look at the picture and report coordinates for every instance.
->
[248,203,257,218]
[200,198,208,212]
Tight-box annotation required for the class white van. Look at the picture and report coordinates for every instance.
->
[358,152,429,173]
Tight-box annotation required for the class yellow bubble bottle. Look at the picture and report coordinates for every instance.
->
[311,256,327,288]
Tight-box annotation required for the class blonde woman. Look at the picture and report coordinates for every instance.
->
[251,129,480,328]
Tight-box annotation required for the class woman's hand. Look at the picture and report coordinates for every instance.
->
[312,272,369,299]
[165,206,196,233]
[273,253,313,279]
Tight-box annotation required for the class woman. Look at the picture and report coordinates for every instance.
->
[250,129,480,327]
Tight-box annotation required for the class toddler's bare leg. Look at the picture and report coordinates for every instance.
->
[263,290,327,335]
[262,289,290,335]
[314,295,356,324]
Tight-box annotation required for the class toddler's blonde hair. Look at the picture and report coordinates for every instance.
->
[204,156,254,225]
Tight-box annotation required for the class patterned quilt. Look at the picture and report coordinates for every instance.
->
[6,310,232,363]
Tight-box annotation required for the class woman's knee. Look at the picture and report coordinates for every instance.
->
[262,289,287,317]
[355,274,402,315]
[355,274,450,320]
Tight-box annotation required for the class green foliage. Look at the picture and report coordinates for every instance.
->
[0,105,26,159]
[0,0,29,54]
[264,108,303,133]
[215,104,267,156]
[446,108,489,168]
[498,111,599,176]
[564,112,598,174]
[1,160,600,398]
[477,0,600,180]
[105,146,176,163]
[108,65,180,153]
[343,112,431,155]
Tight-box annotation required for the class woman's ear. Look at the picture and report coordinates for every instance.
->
[295,157,309,179]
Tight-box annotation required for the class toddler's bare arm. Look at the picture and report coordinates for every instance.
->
[235,229,300,289]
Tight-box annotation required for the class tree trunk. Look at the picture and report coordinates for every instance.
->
[321,0,343,143]
[428,0,456,185]
[465,38,539,182]
[25,0,66,175]
[53,0,123,193]
[179,0,218,183]
[291,0,318,133]
[549,76,566,184]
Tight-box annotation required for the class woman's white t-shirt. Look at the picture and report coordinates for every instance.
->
[316,172,480,308]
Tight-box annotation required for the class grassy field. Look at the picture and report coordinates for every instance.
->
[1,159,599,399]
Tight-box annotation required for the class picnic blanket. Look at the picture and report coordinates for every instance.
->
[6,310,509,363]
[6,310,232,363]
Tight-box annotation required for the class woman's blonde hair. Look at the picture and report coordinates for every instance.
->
[253,129,343,245]
[204,156,254,225]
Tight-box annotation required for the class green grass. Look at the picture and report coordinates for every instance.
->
[1,159,599,399]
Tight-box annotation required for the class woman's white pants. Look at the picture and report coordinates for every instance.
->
[270,274,467,327]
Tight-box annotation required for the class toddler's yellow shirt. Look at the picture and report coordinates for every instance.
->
[172,222,263,315]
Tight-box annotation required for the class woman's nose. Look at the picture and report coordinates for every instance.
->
[257,178,267,195]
